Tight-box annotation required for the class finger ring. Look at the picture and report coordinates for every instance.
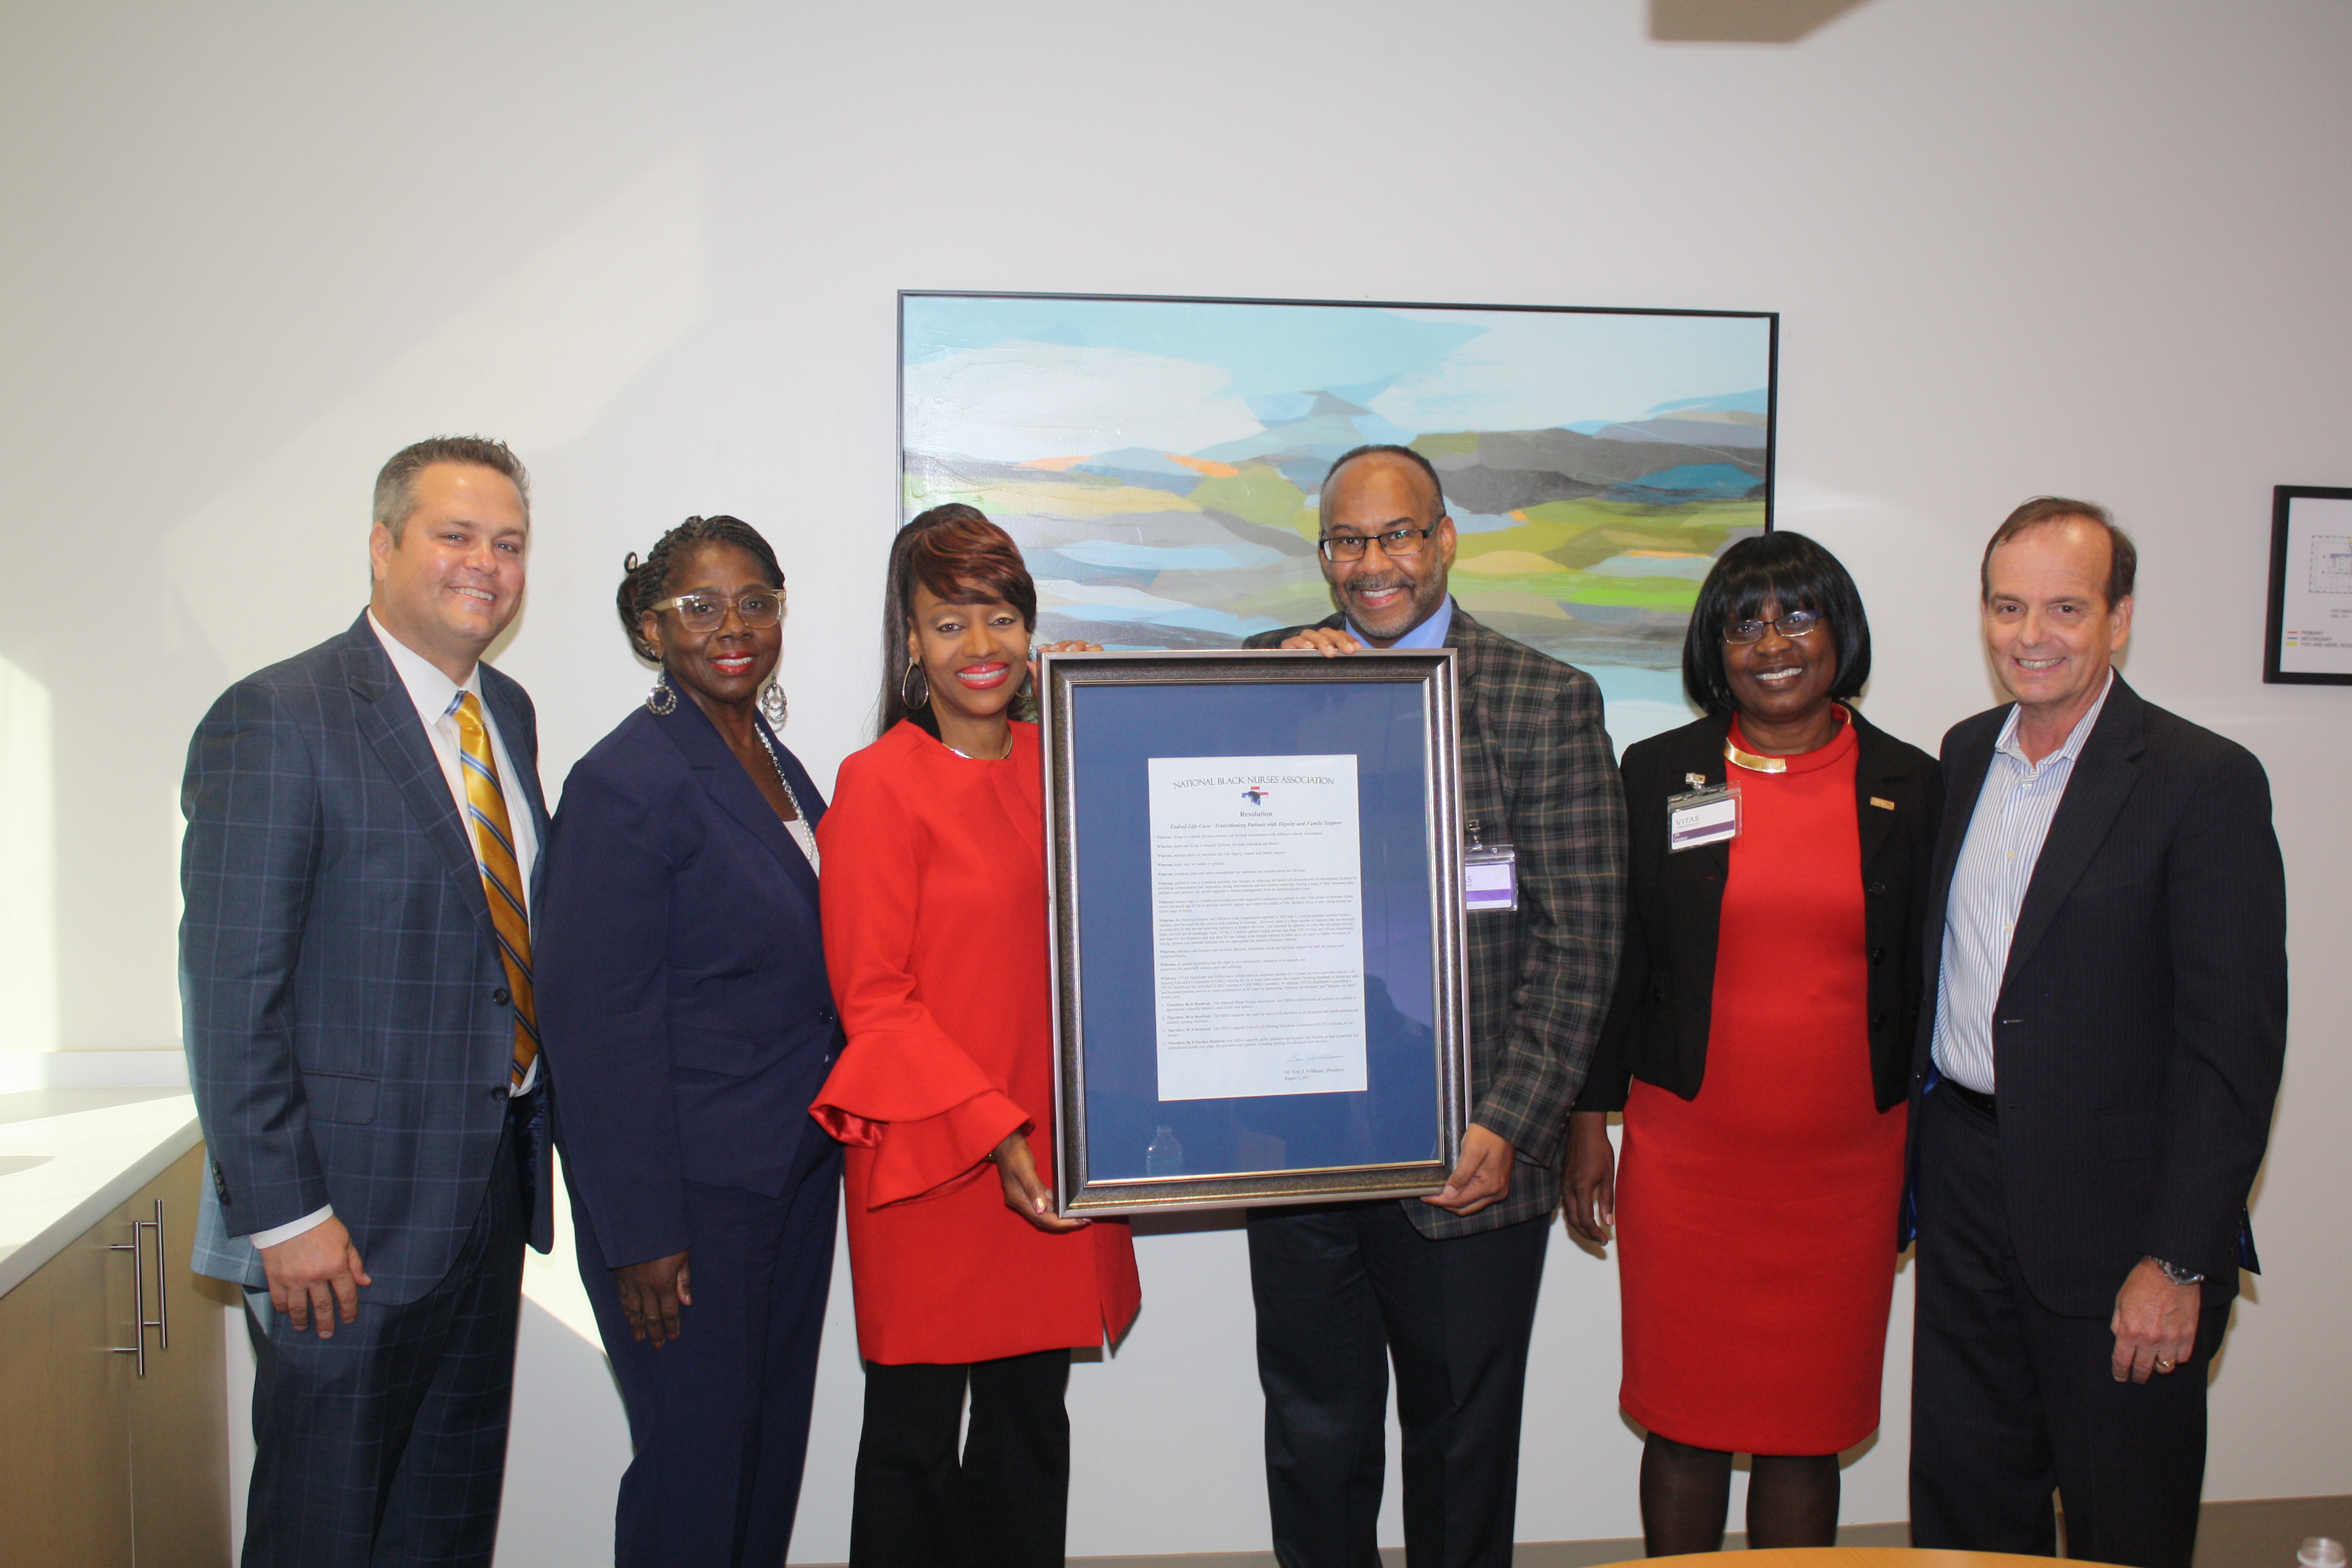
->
[2155,1357,2175,1371]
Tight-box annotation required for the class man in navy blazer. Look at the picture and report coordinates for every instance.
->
[1906,499,2288,1568]
[181,436,554,1568]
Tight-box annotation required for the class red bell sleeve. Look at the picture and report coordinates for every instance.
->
[811,752,1031,1208]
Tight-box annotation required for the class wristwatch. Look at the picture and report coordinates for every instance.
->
[2148,1255,2206,1286]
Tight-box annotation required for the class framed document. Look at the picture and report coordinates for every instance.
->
[2264,485,2352,684]
[1038,648,1469,1217]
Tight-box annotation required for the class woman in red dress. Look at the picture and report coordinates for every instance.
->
[1564,532,1942,1554]
[811,505,1139,1568]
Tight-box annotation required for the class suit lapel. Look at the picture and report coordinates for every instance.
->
[1445,611,1517,835]
[1660,714,1734,884]
[2002,682,2144,988]
[343,626,494,933]
[1444,612,1480,734]
[656,697,820,906]
[479,673,549,835]
[477,670,550,909]
[756,716,825,906]
[1849,713,1913,872]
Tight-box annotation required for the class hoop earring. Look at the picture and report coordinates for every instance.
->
[899,663,930,711]
[759,678,788,728]
[1012,671,1039,725]
[645,670,678,716]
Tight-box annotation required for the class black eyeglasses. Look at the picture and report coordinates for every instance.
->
[1722,609,1822,645]
[650,589,785,633]
[1318,526,1437,563]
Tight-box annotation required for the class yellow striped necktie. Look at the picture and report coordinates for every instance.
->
[451,693,538,1086]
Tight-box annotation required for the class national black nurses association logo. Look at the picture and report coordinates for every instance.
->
[1241,786,1268,805]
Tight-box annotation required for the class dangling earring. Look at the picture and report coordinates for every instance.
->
[759,678,788,728]
[899,663,930,711]
[1012,670,1039,724]
[645,669,678,715]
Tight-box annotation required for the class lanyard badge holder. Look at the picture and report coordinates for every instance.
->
[1665,771,1741,853]
[1463,817,1518,913]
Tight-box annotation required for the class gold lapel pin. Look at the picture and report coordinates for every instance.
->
[1870,796,1896,811]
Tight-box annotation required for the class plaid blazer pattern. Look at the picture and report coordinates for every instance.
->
[1247,606,1627,1236]
[181,614,555,1303]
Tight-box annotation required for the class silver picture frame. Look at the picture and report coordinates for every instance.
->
[1038,648,1470,1217]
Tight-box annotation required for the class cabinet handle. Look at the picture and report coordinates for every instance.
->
[109,1199,167,1376]
[152,1197,169,1350]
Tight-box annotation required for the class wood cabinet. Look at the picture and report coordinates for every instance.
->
[0,1144,230,1567]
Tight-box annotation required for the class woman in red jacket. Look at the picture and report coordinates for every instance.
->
[811,505,1139,1568]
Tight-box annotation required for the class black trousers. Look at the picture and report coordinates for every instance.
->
[242,1112,526,1568]
[848,1348,1073,1568]
[1247,1200,1551,1568]
[1910,1084,2229,1568]
[577,1146,840,1568]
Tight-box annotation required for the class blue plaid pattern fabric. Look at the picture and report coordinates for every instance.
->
[180,613,554,1302]
[241,1117,528,1567]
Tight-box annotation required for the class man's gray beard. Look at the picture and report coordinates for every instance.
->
[1341,575,1442,635]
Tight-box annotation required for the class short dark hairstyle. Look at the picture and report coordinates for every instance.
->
[879,504,1039,736]
[1981,496,2137,609]
[1319,444,1449,528]
[1682,531,1873,716]
[373,436,529,540]
[615,515,784,662]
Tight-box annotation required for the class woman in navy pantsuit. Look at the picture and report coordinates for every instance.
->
[537,515,842,1568]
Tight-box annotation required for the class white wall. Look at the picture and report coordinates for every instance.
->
[5,1,2345,1559]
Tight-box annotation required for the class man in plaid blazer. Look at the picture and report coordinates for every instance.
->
[181,437,554,1567]
[1241,445,1625,1568]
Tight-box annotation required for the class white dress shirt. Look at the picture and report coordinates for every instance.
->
[247,615,540,1251]
[1929,671,2114,1094]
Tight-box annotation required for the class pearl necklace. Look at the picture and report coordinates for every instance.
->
[751,726,808,821]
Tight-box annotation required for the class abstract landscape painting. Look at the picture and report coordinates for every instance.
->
[901,293,1775,746]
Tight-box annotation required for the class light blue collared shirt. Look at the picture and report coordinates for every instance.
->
[1929,671,2116,1093]
[1347,594,1455,650]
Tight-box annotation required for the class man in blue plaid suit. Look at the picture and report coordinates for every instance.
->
[1241,445,1626,1568]
[181,436,554,1567]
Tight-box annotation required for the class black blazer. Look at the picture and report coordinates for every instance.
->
[1904,676,2286,1315]
[535,696,841,1270]
[1576,707,1942,1117]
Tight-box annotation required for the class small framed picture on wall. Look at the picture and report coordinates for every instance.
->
[2264,485,2352,684]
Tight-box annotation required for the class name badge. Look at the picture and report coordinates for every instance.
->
[1667,784,1740,852]
[1465,844,1518,912]
[1463,817,1518,913]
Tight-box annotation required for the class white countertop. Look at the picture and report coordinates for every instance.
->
[0,1093,204,1298]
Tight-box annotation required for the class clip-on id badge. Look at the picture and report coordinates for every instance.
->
[1665,782,1740,853]
[1463,817,1518,913]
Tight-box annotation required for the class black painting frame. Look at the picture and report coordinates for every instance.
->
[2264,485,2352,685]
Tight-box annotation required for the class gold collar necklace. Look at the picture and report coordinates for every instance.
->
[1725,706,1847,773]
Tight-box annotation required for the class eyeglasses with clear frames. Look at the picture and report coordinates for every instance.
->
[649,589,785,633]
[1722,609,1822,645]
[1318,526,1437,563]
